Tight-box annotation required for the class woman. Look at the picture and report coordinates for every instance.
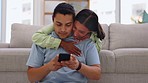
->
[73,9,105,50]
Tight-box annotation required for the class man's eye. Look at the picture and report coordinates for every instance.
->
[56,23,61,26]
[66,24,71,27]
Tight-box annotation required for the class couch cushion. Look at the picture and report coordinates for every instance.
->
[114,48,148,73]
[0,48,30,71]
[10,23,42,48]
[109,23,148,50]
[0,72,29,83]
[101,24,109,50]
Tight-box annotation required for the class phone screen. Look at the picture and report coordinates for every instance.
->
[58,53,71,62]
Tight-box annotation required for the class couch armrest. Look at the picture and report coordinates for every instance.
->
[0,43,10,48]
[100,50,115,73]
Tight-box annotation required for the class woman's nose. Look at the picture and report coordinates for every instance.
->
[73,30,78,36]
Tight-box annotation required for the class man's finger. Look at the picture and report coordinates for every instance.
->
[54,55,59,61]
[71,54,76,60]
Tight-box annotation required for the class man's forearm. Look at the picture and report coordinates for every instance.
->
[27,63,52,82]
[78,64,101,80]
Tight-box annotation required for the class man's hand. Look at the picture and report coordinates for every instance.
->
[61,54,79,70]
[48,55,62,71]
[60,41,81,56]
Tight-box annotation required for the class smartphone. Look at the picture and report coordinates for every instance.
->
[58,53,71,62]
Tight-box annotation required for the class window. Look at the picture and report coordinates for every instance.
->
[121,0,148,24]
[90,0,148,24]
[0,0,1,42]
[90,0,116,25]
[5,0,33,42]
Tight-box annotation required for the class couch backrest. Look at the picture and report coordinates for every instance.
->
[109,23,148,50]
[101,24,109,50]
[10,23,42,48]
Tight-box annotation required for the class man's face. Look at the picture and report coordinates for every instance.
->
[73,21,90,41]
[53,13,73,39]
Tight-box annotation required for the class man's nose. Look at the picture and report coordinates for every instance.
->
[61,26,66,31]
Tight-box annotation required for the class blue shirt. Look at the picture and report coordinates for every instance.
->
[26,32,100,83]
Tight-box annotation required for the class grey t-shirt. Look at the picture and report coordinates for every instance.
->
[26,32,100,83]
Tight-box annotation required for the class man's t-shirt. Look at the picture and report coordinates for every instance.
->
[26,31,100,83]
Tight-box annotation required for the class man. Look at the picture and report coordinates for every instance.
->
[26,3,100,83]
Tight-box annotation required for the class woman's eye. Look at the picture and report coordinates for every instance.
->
[79,31,85,34]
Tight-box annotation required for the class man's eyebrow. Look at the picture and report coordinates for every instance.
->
[66,22,73,24]
[55,21,61,24]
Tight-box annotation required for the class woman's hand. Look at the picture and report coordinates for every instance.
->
[60,41,81,56]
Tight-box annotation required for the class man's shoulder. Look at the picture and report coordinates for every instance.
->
[32,43,46,50]
[80,39,95,47]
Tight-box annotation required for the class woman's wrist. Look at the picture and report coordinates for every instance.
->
[60,40,64,47]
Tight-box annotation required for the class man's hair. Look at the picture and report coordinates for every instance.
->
[52,3,75,22]
[75,9,105,40]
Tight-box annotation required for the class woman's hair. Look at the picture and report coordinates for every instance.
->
[52,3,75,22]
[75,9,105,40]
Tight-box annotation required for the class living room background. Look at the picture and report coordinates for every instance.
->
[0,0,148,43]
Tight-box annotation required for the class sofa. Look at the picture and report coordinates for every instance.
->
[0,23,148,83]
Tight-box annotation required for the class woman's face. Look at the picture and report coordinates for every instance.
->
[73,21,91,41]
